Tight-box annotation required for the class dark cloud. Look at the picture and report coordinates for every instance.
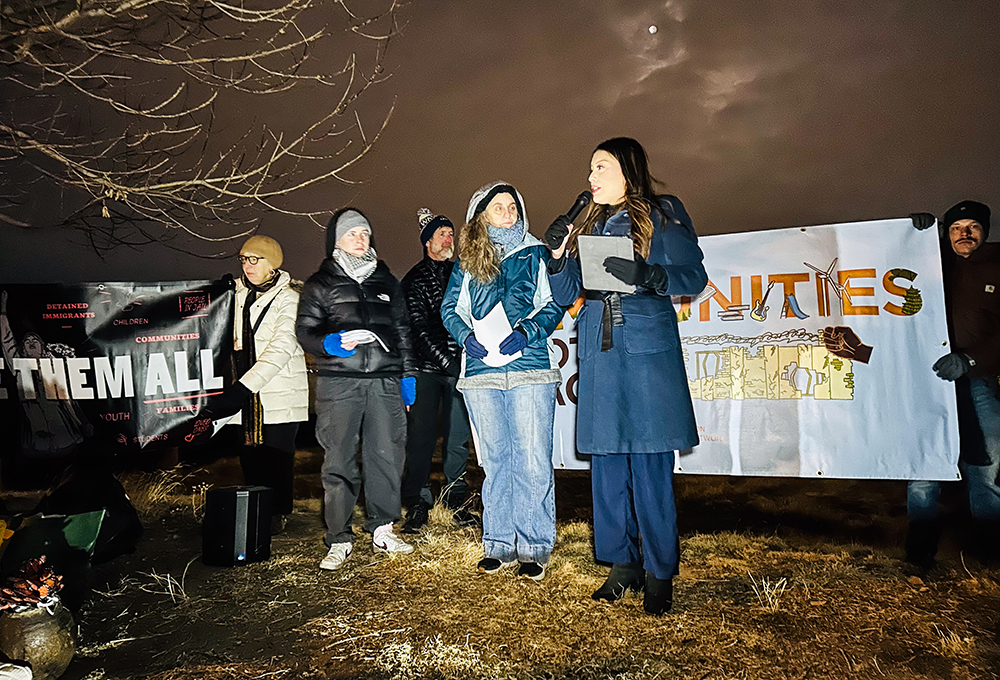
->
[3,0,1000,283]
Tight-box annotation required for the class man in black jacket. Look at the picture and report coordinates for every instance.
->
[907,200,1000,569]
[297,208,420,570]
[400,208,476,533]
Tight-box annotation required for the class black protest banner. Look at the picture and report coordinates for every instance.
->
[0,280,234,452]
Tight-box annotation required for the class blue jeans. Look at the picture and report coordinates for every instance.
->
[908,376,1000,522]
[463,383,557,564]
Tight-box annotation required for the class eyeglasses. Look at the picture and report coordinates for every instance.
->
[238,255,262,265]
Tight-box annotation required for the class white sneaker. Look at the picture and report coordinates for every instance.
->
[319,542,352,570]
[372,524,414,554]
[0,663,33,680]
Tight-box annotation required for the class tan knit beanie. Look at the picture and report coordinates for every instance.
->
[240,235,283,269]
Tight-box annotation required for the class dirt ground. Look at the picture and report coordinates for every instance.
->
[14,447,1000,680]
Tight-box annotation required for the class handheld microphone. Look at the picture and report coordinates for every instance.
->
[545,190,593,251]
[565,190,593,223]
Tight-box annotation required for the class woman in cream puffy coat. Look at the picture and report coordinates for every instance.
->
[209,235,309,529]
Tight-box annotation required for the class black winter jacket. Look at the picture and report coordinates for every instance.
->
[401,256,462,376]
[944,242,1000,379]
[296,258,417,378]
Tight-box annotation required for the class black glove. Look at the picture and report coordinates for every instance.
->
[547,256,568,275]
[909,213,936,231]
[204,381,252,419]
[932,352,974,381]
[545,214,571,250]
[603,255,668,291]
[219,272,236,290]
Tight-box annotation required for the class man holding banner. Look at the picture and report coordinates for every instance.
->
[907,200,1000,568]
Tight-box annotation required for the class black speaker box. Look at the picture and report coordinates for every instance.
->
[202,485,272,566]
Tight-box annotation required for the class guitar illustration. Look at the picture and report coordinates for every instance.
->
[750,280,775,322]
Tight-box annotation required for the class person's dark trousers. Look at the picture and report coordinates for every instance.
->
[592,452,680,581]
[442,384,473,507]
[239,422,299,516]
[401,372,472,507]
[316,376,406,546]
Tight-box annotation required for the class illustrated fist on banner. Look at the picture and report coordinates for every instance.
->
[822,326,873,364]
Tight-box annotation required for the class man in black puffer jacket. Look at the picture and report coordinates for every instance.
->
[297,208,420,571]
[399,208,476,534]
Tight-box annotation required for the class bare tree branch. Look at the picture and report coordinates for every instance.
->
[0,0,406,254]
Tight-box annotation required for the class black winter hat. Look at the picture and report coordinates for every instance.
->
[942,200,991,238]
[416,208,453,247]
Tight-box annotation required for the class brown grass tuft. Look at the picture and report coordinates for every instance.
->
[119,470,186,520]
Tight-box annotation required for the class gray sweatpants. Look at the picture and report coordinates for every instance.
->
[315,375,406,545]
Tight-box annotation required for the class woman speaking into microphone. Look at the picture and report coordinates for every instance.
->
[545,137,707,615]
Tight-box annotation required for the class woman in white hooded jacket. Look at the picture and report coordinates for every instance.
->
[208,235,309,531]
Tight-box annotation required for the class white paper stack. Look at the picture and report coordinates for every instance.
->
[471,302,521,367]
[340,329,390,352]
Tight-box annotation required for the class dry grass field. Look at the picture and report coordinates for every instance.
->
[47,449,1000,680]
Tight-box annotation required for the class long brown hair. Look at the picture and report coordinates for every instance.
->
[567,137,665,259]
[458,212,501,284]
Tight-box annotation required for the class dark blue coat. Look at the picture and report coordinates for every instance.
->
[549,196,708,454]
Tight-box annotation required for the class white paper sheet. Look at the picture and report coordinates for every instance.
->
[340,329,389,352]
[472,302,522,367]
[212,414,236,437]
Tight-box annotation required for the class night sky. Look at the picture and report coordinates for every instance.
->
[3,1,1000,284]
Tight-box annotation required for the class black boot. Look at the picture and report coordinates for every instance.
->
[905,519,941,571]
[592,563,644,602]
[643,572,673,615]
[971,520,1000,566]
[402,500,430,535]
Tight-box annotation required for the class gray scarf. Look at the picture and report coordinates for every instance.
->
[488,218,526,258]
[334,247,378,283]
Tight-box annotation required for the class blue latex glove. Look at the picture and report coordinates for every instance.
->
[932,352,974,381]
[323,332,356,358]
[498,329,528,355]
[401,376,416,406]
[464,334,488,359]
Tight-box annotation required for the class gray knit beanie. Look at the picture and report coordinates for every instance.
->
[327,208,372,255]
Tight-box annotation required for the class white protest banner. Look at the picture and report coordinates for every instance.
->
[551,218,960,481]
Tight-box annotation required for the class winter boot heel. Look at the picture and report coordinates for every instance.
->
[643,572,673,615]
[592,563,644,602]
[904,519,941,571]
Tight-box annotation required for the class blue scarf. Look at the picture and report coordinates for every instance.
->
[488,218,526,257]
